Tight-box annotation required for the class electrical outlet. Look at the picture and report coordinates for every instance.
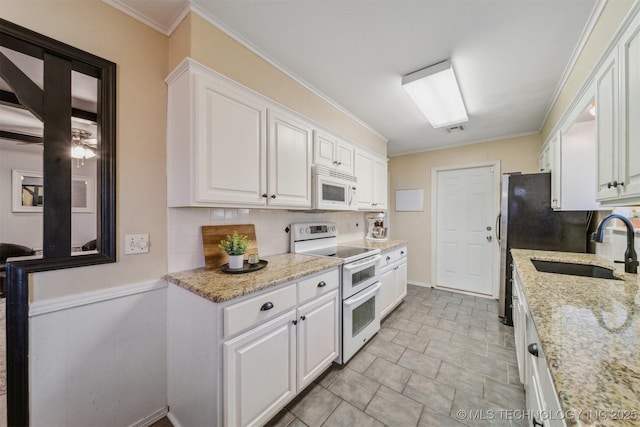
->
[124,234,149,254]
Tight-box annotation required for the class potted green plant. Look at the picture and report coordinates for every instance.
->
[219,231,249,269]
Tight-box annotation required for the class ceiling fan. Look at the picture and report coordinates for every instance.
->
[71,128,97,167]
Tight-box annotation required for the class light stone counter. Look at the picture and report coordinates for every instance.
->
[511,249,639,426]
[343,238,407,252]
[164,253,342,303]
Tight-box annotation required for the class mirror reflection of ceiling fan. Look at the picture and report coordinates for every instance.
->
[71,128,97,164]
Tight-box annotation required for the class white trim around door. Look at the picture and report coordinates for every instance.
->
[430,161,501,299]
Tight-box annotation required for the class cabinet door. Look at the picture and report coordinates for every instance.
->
[539,143,551,172]
[619,15,640,201]
[394,261,407,302]
[313,131,337,169]
[373,157,388,209]
[549,134,561,210]
[595,50,620,201]
[335,141,355,175]
[268,110,313,208]
[512,272,526,384]
[355,150,374,209]
[224,309,297,427]
[297,290,339,390]
[379,268,395,318]
[197,76,267,205]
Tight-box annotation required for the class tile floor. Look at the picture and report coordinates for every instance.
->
[151,284,528,427]
[265,284,526,427]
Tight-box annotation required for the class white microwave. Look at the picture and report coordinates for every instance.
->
[312,166,358,211]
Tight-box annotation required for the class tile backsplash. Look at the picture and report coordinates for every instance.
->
[167,208,367,272]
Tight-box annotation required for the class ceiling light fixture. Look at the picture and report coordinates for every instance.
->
[402,59,468,128]
[71,128,97,167]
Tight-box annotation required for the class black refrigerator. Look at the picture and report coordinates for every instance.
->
[498,173,592,325]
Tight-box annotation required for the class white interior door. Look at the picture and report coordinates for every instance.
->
[435,165,496,296]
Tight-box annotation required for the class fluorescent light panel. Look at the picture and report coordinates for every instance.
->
[402,60,468,128]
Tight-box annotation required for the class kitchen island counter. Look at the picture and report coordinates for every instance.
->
[511,249,639,426]
[164,253,342,303]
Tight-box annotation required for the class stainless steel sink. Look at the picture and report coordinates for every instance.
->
[531,260,622,281]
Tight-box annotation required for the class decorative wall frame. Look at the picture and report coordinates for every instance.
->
[11,169,96,213]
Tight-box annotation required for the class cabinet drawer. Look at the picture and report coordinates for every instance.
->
[298,268,339,303]
[224,284,297,338]
[381,250,397,269]
[396,246,407,260]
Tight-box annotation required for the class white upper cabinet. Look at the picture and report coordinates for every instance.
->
[545,82,600,211]
[313,130,354,175]
[596,49,620,202]
[268,109,313,208]
[166,59,379,209]
[166,60,315,209]
[355,148,388,211]
[538,143,552,173]
[618,13,640,202]
[596,12,640,205]
[196,75,268,206]
[167,61,268,207]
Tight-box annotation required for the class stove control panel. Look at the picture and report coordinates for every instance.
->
[291,222,337,242]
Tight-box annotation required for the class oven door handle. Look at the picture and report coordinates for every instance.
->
[344,282,381,308]
[343,254,381,271]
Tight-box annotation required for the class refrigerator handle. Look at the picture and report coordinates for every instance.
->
[495,213,501,242]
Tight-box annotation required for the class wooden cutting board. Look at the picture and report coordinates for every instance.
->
[202,224,259,269]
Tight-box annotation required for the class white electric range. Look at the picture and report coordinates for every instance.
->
[290,222,381,363]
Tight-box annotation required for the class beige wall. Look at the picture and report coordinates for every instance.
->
[388,134,542,285]
[2,0,170,300]
[541,0,634,141]
[180,13,387,156]
[2,2,387,301]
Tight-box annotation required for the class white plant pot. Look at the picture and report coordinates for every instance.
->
[228,254,244,269]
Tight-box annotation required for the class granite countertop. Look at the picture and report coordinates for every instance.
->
[164,253,342,303]
[511,249,640,426]
[342,238,408,252]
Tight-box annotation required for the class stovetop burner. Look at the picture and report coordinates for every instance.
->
[290,222,380,263]
[302,245,374,260]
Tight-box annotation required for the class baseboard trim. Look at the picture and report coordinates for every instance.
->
[167,411,184,427]
[29,279,167,317]
[130,407,168,427]
[407,280,430,288]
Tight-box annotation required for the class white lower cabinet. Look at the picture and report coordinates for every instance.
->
[512,270,526,384]
[168,267,340,427]
[512,265,565,427]
[225,287,339,426]
[379,246,408,318]
[297,290,340,390]
[224,310,297,427]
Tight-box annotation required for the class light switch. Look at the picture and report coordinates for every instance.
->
[124,234,150,254]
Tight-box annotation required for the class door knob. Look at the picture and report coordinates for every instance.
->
[486,236,492,242]
[486,226,492,231]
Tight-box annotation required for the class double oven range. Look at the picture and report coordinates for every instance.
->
[291,222,381,363]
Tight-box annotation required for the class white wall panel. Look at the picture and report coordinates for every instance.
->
[29,281,167,427]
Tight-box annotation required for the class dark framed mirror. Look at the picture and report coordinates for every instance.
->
[1,18,116,425]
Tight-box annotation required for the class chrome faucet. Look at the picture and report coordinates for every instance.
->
[591,214,638,274]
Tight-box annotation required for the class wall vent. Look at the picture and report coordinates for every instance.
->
[444,124,465,133]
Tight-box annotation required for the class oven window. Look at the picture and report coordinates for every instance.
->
[352,265,375,287]
[322,183,346,202]
[352,295,376,336]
